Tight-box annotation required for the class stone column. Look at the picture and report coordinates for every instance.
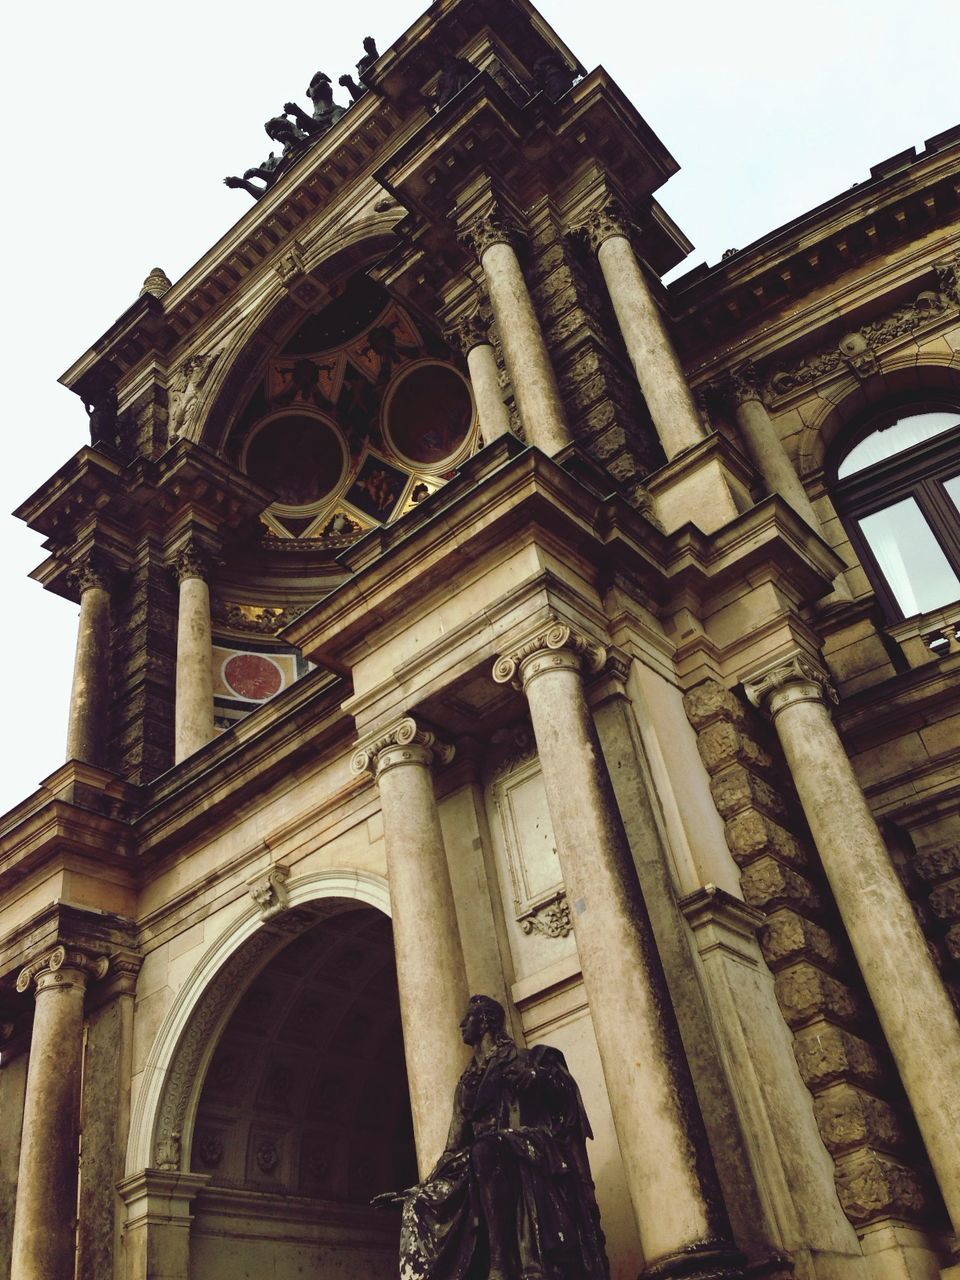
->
[172,540,215,764]
[352,718,470,1175]
[450,311,511,445]
[11,946,109,1280]
[494,624,742,1280]
[721,364,821,528]
[744,652,960,1235]
[66,558,113,766]
[580,203,705,459]
[461,206,572,456]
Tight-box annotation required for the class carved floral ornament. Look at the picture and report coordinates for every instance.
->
[742,651,838,719]
[575,200,635,257]
[519,890,573,938]
[492,623,607,691]
[351,716,455,779]
[445,310,492,358]
[459,203,521,262]
[171,538,216,584]
[16,945,110,994]
[67,553,116,597]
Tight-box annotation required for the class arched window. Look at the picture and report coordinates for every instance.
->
[831,401,960,619]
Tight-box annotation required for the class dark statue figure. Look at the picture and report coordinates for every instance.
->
[374,995,610,1280]
[424,55,478,111]
[84,385,119,450]
[224,117,304,200]
[339,74,365,104]
[532,53,576,101]
[285,71,346,137]
[357,34,379,80]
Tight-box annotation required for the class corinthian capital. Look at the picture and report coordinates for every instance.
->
[742,651,837,719]
[576,200,635,256]
[16,945,110,996]
[445,310,492,357]
[459,203,520,262]
[722,360,763,408]
[351,716,455,780]
[67,552,115,596]
[171,537,214,584]
[493,621,607,690]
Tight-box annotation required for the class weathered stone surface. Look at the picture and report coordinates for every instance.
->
[928,879,960,921]
[834,1149,932,1225]
[682,680,751,731]
[740,857,822,914]
[696,720,775,774]
[914,844,960,884]
[759,910,842,971]
[813,1084,908,1156]
[710,763,792,824]
[792,1024,885,1091]
[725,810,810,869]
[774,963,859,1028]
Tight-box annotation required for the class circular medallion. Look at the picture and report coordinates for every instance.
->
[382,361,475,467]
[222,653,284,702]
[243,412,348,509]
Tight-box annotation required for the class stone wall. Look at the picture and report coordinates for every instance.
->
[683,679,943,1232]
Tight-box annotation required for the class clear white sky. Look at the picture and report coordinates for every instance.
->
[1,0,957,814]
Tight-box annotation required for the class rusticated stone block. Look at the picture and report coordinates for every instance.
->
[683,680,750,731]
[774,962,859,1028]
[914,844,960,884]
[696,720,775,774]
[834,1149,932,1225]
[792,1023,885,1090]
[945,923,960,961]
[725,810,810,869]
[928,879,960,921]
[813,1083,908,1156]
[710,764,791,823]
[760,910,842,970]
[741,858,821,914]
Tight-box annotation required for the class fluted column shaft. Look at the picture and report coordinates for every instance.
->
[582,207,705,459]
[745,654,960,1234]
[11,947,108,1280]
[494,626,740,1278]
[66,563,113,765]
[463,211,571,455]
[173,543,215,763]
[453,314,511,445]
[353,719,470,1175]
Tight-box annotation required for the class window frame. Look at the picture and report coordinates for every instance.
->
[829,400,960,622]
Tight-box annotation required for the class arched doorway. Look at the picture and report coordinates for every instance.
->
[186,905,415,1277]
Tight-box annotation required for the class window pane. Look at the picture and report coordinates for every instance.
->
[858,498,960,616]
[946,473,960,515]
[838,412,959,478]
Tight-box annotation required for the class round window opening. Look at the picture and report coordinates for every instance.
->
[222,653,284,702]
[383,361,475,467]
[243,413,347,509]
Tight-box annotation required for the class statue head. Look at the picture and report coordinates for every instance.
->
[264,116,298,146]
[308,71,333,106]
[460,994,507,1046]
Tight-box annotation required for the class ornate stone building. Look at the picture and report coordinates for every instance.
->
[1,1,959,1278]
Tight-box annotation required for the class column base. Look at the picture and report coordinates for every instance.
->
[643,1240,747,1280]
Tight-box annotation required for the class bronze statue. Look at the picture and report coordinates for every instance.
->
[533,53,576,101]
[285,72,346,137]
[374,994,610,1280]
[223,117,304,199]
[357,35,379,80]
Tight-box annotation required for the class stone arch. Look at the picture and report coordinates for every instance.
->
[796,357,960,478]
[126,869,391,1178]
[179,212,406,454]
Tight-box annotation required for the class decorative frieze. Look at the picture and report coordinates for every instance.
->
[492,621,606,689]
[219,601,309,635]
[518,890,573,938]
[764,285,952,398]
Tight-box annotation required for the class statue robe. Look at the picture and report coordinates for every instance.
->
[399,1040,610,1280]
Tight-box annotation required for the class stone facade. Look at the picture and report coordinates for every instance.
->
[1,3,959,1280]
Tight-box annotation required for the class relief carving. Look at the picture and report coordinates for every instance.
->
[519,890,573,938]
[247,866,290,920]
